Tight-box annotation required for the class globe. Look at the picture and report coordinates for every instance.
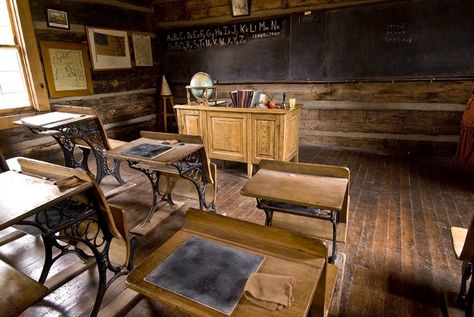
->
[190,72,215,100]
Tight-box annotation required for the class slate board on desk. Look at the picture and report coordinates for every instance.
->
[144,236,264,315]
[122,143,172,158]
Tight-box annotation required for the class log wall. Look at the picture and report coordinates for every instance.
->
[1,0,158,162]
[156,0,473,155]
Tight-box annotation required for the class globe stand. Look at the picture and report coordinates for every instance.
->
[185,85,218,106]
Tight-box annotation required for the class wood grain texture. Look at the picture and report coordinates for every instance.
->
[0,260,48,316]
[3,144,471,316]
[176,105,300,177]
[154,0,407,28]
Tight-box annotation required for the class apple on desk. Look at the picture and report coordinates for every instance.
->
[267,100,276,109]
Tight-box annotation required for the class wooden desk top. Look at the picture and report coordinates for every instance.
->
[0,171,92,231]
[13,111,95,129]
[105,137,203,166]
[126,210,325,317]
[174,104,302,114]
[240,168,348,211]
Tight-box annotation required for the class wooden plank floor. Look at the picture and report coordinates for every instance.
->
[2,143,473,316]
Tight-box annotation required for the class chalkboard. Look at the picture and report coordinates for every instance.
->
[319,0,474,81]
[160,0,474,83]
[161,18,289,83]
[289,12,327,80]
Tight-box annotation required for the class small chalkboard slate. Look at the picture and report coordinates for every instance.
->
[144,236,264,315]
[122,143,172,158]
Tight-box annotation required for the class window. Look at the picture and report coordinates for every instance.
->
[0,0,48,117]
[0,0,29,109]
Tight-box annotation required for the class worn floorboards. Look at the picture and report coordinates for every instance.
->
[2,144,473,316]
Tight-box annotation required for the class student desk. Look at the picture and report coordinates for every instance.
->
[126,209,330,317]
[0,158,132,317]
[106,134,215,224]
[15,111,124,184]
[241,160,350,264]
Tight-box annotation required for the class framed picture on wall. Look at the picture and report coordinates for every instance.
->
[231,0,249,16]
[86,27,132,70]
[132,33,153,67]
[40,41,93,98]
[46,9,69,29]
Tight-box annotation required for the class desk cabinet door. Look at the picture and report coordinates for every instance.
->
[251,114,280,163]
[206,112,247,162]
[178,109,202,136]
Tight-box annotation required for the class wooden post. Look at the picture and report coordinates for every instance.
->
[162,95,175,132]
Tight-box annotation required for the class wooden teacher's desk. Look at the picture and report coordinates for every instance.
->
[126,209,330,317]
[241,160,350,264]
[175,104,301,178]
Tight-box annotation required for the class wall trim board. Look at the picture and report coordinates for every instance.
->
[301,129,460,142]
[302,101,465,112]
[155,0,398,29]
[50,88,156,102]
[33,22,157,38]
[34,21,85,33]
[104,114,156,129]
[76,0,153,12]
[4,136,56,153]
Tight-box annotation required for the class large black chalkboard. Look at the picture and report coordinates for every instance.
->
[160,0,474,83]
[320,0,474,81]
[161,18,289,83]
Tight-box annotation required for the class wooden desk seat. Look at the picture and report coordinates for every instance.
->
[0,260,48,316]
[450,218,474,315]
[140,131,218,208]
[272,197,349,243]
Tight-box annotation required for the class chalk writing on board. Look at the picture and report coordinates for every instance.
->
[384,23,413,44]
[164,18,283,51]
[298,14,320,25]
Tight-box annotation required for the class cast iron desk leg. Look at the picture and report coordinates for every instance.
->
[172,151,216,212]
[127,162,175,225]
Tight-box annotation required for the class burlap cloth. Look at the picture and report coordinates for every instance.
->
[244,273,296,311]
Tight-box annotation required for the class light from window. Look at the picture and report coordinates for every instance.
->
[0,0,30,110]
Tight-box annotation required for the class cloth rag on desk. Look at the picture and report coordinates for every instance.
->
[244,273,296,311]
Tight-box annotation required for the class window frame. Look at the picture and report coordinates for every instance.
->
[0,0,49,129]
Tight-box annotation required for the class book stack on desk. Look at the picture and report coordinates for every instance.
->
[229,90,261,108]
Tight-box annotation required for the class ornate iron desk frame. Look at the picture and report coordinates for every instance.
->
[127,148,215,224]
[17,193,136,317]
[26,118,124,185]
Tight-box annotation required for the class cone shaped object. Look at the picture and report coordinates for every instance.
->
[161,75,172,96]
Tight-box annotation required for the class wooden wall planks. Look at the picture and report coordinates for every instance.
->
[170,81,471,155]
[154,0,473,155]
[1,0,158,161]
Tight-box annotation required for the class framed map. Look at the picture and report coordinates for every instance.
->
[86,27,131,70]
[40,41,93,98]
